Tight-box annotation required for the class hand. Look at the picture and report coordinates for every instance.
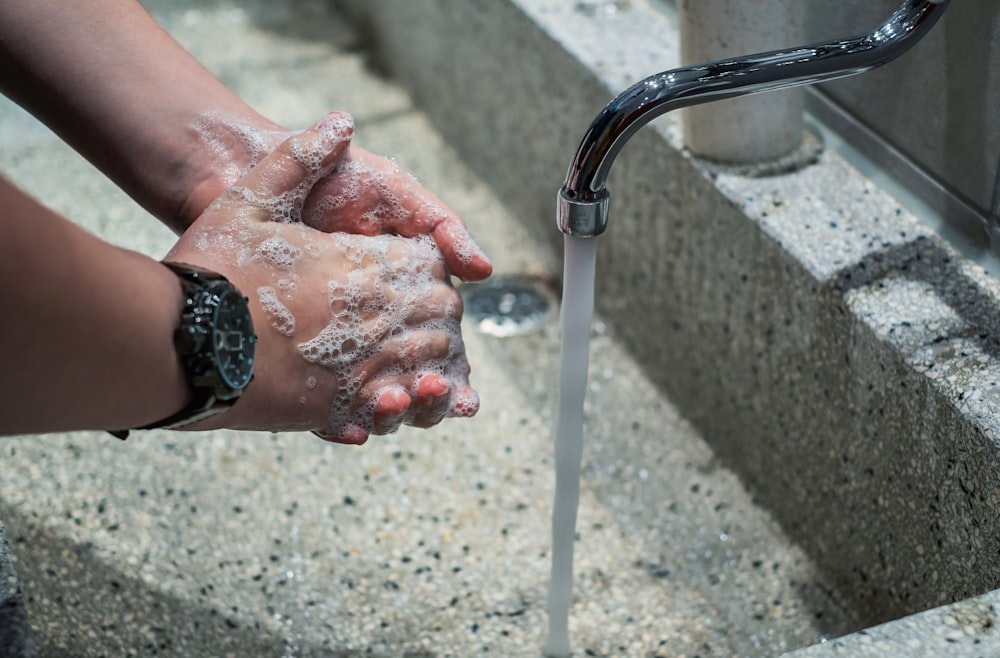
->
[180,112,492,283]
[300,145,493,282]
[168,113,480,443]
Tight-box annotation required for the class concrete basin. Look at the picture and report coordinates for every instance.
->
[3,1,1000,656]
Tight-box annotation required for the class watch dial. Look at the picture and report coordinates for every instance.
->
[213,289,256,390]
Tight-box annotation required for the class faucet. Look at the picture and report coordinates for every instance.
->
[557,0,951,238]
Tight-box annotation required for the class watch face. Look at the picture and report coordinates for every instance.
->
[212,289,257,391]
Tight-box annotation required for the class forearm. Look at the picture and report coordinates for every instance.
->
[0,175,189,435]
[0,0,281,231]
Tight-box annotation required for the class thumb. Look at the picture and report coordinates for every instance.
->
[226,112,354,222]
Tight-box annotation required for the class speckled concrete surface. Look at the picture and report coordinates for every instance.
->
[0,1,857,656]
[6,0,1000,656]
[0,521,36,657]
[784,591,1000,658]
[337,0,1000,656]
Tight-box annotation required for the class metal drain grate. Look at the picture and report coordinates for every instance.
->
[460,275,558,337]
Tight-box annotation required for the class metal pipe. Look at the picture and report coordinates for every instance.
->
[558,0,951,238]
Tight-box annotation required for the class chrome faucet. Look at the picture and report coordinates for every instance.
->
[557,0,951,238]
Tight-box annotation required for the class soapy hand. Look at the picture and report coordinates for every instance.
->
[299,145,492,282]
[168,112,480,443]
[180,112,492,283]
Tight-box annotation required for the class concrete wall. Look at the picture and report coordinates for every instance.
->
[334,0,1000,629]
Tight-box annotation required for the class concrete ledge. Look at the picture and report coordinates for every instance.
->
[0,521,36,658]
[3,0,997,653]
[335,0,1000,653]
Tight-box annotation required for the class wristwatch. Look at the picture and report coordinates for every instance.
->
[110,262,257,439]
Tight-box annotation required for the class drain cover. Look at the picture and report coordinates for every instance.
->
[461,275,558,337]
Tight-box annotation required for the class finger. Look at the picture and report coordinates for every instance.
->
[302,147,492,281]
[408,373,452,428]
[230,112,354,220]
[448,384,480,418]
[374,185,492,282]
[430,218,493,282]
[312,423,370,445]
[301,157,386,235]
[353,331,453,391]
[371,385,412,435]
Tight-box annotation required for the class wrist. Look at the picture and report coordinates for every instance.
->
[104,253,192,435]
[170,112,288,233]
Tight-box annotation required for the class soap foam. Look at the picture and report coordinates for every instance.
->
[295,234,471,438]
[303,158,409,235]
[190,112,285,189]
[257,286,296,337]
[215,114,354,228]
[256,236,302,271]
[188,112,478,439]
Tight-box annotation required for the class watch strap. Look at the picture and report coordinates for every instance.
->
[108,262,253,439]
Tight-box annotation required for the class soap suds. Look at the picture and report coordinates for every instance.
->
[256,236,302,271]
[296,235,471,438]
[258,286,296,337]
[186,112,477,440]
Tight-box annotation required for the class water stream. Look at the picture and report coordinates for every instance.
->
[544,234,599,657]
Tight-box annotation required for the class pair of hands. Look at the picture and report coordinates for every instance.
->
[168,112,491,443]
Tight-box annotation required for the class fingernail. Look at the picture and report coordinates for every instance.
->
[417,374,451,399]
[312,112,355,141]
[449,387,479,418]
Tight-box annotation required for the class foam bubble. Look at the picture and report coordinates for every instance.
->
[303,158,408,235]
[293,234,471,439]
[258,286,296,337]
[256,236,302,271]
[190,113,286,188]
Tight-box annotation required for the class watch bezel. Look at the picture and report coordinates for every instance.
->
[210,286,256,393]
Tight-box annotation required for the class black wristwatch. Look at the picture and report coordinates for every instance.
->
[110,262,256,439]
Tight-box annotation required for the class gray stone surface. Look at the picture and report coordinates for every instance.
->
[784,591,1000,658]
[338,0,1000,655]
[679,0,805,163]
[5,0,1000,655]
[0,0,853,656]
[0,521,36,658]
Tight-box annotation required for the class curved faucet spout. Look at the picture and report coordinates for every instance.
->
[558,0,951,238]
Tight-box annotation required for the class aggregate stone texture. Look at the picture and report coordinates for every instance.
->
[678,0,806,163]
[0,521,36,658]
[4,0,1000,656]
[341,0,1000,656]
[0,0,852,656]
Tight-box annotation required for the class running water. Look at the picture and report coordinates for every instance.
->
[544,234,599,657]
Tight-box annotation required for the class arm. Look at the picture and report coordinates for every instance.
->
[0,174,190,434]
[0,0,282,233]
[0,0,492,282]
[0,118,480,441]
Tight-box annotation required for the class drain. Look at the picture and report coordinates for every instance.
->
[460,275,558,337]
